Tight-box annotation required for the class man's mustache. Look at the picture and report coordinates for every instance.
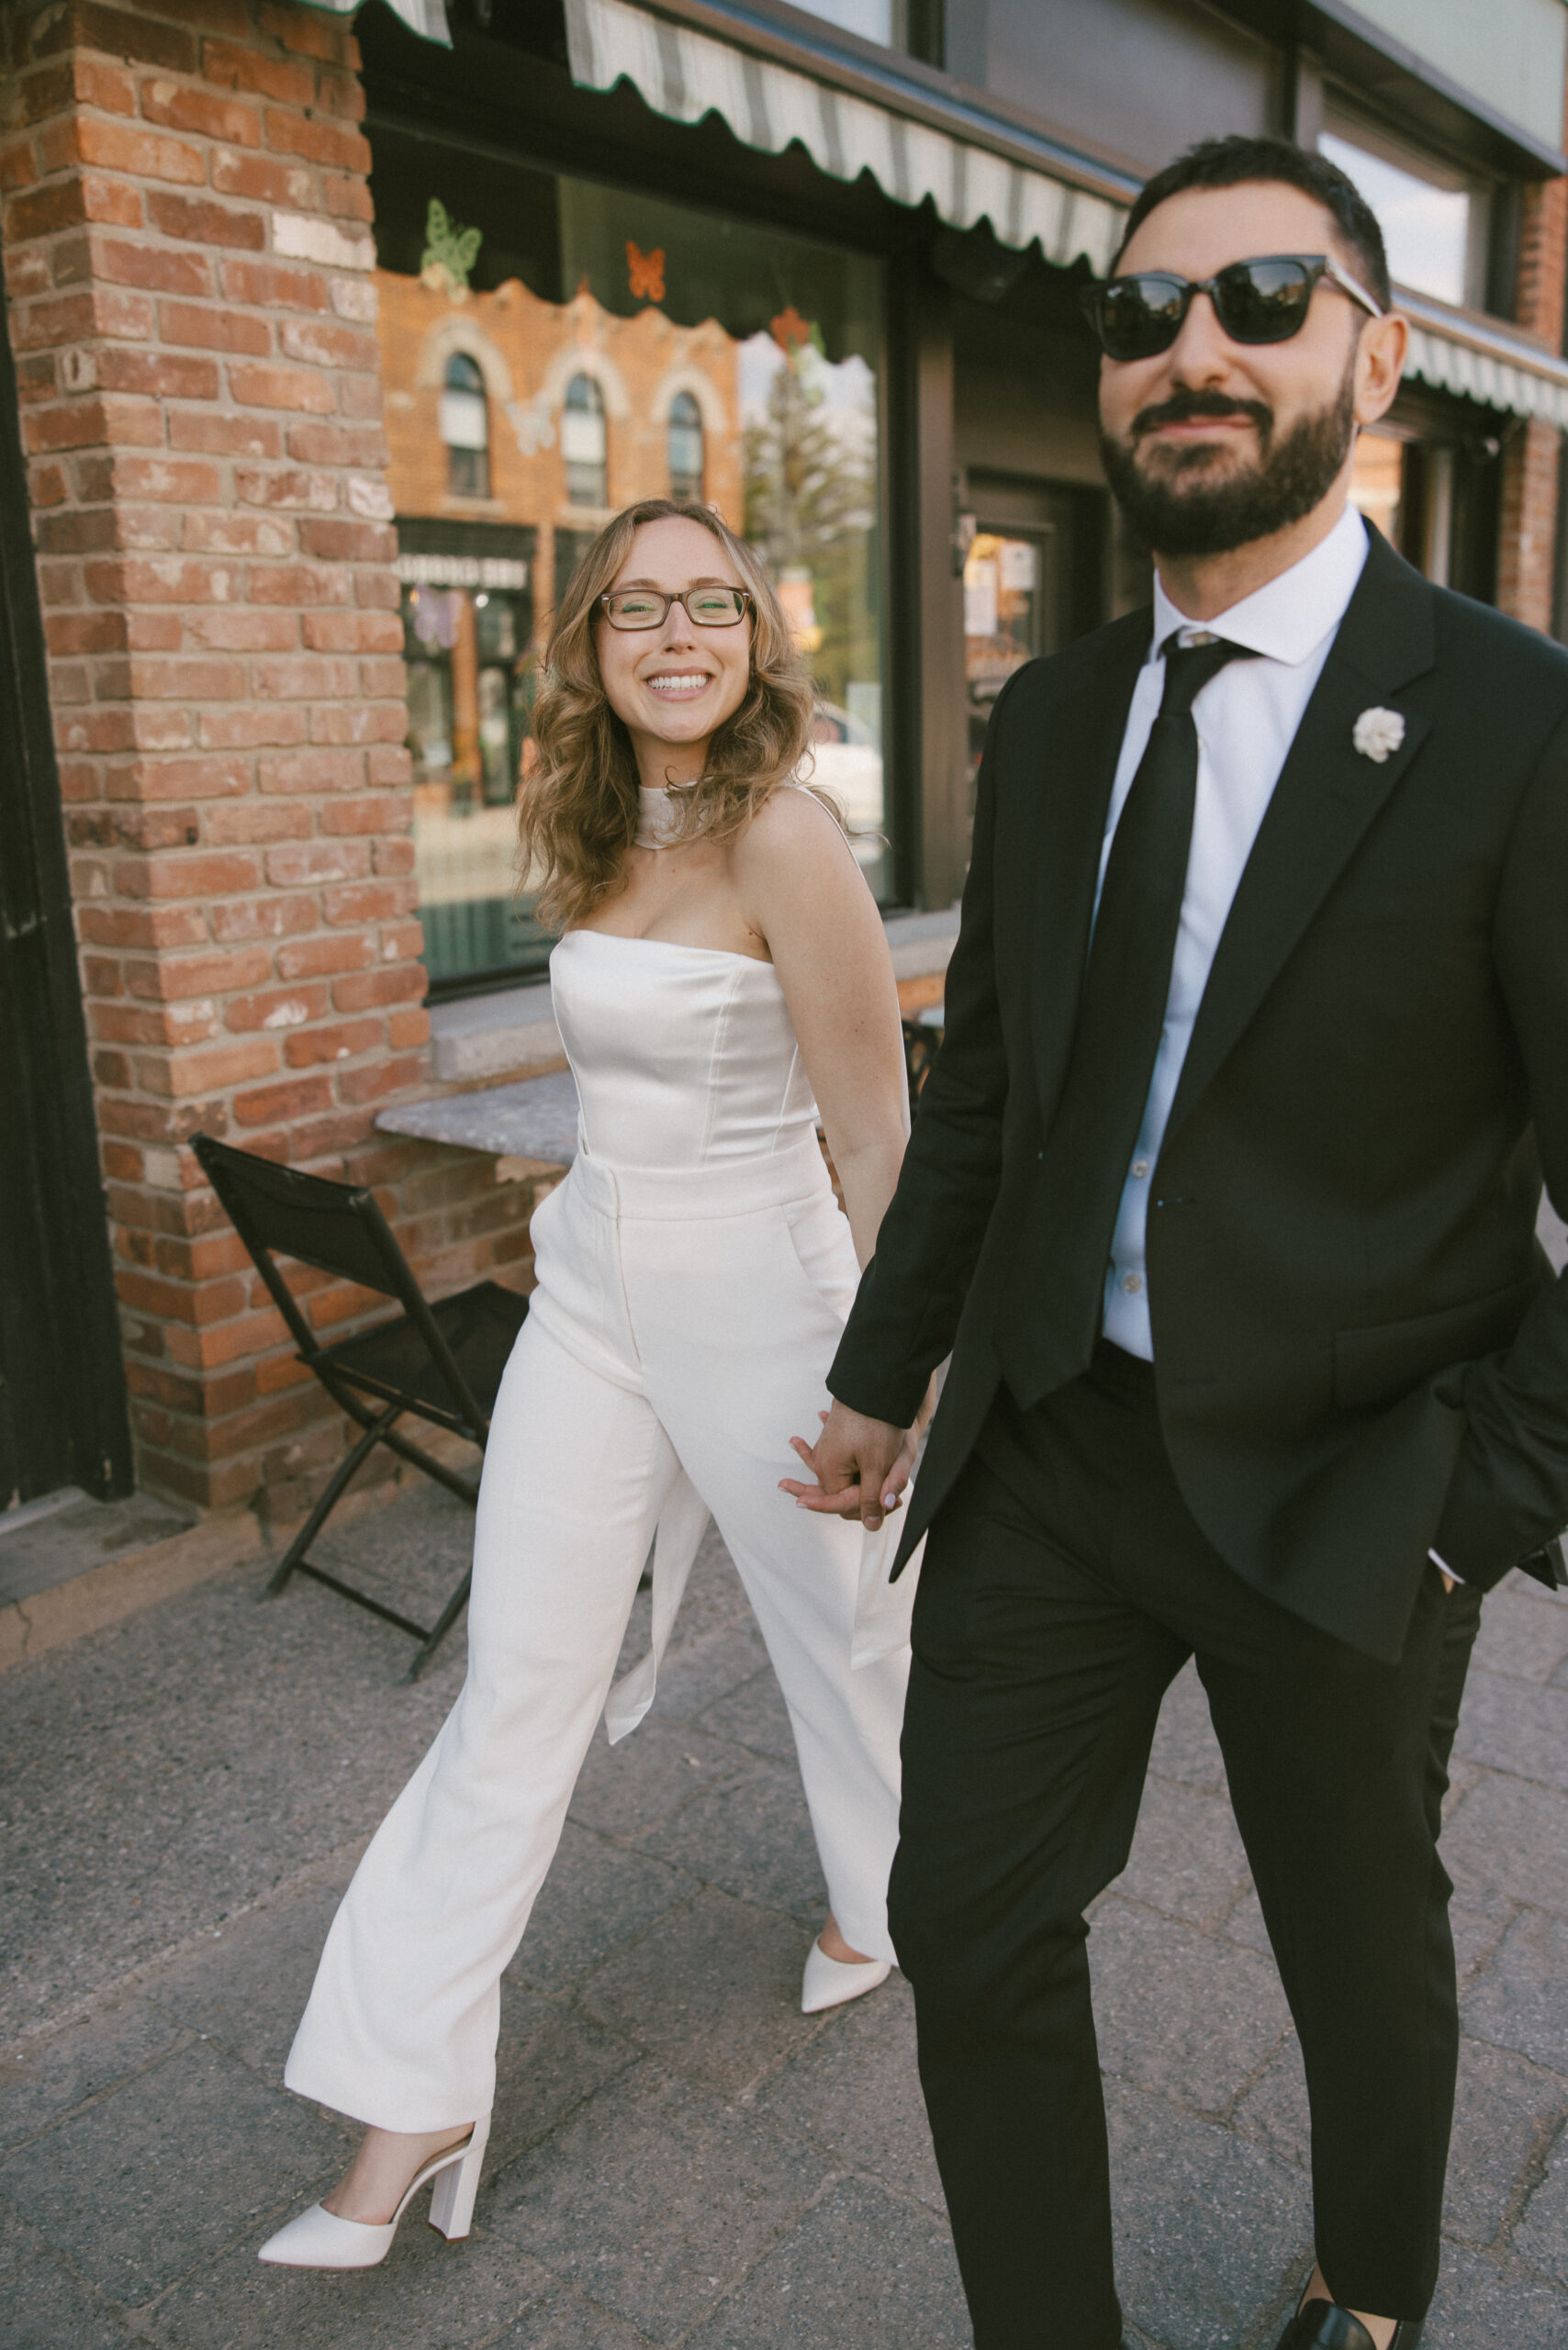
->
[1131,389,1272,443]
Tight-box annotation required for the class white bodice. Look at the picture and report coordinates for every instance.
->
[550,929,819,1169]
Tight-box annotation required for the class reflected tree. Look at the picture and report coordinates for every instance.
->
[743,323,877,711]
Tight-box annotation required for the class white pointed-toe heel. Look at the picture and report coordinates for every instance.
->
[257,2115,491,2269]
[801,1939,891,2014]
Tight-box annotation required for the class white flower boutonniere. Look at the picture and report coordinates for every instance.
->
[1353,706,1406,763]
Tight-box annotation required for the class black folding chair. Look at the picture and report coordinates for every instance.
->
[193,1133,529,1680]
[902,1008,945,1102]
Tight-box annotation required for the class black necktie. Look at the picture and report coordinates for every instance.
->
[1011,634,1252,1404]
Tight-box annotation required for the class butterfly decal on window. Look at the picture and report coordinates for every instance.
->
[770,305,821,356]
[421,198,483,299]
[626,241,666,303]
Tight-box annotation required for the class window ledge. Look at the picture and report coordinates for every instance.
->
[429,981,563,1081]
[882,905,961,979]
[425,906,960,1083]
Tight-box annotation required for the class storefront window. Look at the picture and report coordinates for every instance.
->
[1320,116,1482,309]
[780,0,941,57]
[373,140,891,993]
[790,0,893,40]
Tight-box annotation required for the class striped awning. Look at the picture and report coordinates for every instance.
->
[1401,294,1568,430]
[306,0,452,42]
[561,0,1126,274]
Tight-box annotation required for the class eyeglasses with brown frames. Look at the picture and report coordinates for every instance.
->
[598,586,755,631]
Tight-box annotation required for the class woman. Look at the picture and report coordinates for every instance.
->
[259,499,924,2270]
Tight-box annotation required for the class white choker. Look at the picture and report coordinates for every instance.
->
[635,786,687,848]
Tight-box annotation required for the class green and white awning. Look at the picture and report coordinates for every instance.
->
[308,0,453,41]
[562,0,1125,274]
[1402,293,1568,429]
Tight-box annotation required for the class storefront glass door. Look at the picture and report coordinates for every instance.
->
[964,527,1055,788]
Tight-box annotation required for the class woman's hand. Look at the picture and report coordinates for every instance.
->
[779,1393,928,1533]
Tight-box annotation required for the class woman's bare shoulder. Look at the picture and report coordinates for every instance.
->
[734,784,859,881]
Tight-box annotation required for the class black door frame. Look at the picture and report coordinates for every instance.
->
[0,285,133,1505]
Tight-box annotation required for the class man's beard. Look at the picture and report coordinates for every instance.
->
[1099,364,1357,558]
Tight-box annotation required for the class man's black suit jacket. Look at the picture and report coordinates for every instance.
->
[830,528,1568,1662]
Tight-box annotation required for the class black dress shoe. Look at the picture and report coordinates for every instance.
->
[1275,2299,1423,2350]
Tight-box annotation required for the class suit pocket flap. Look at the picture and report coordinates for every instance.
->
[1333,1277,1543,1412]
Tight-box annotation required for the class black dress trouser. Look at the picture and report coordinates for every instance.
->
[890,1341,1482,2349]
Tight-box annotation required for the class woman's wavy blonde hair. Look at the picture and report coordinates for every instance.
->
[518,498,818,932]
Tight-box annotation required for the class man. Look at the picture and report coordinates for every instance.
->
[788,137,1568,2350]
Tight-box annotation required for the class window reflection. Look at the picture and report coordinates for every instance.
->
[667,388,705,500]
[562,374,609,508]
[1320,124,1476,308]
[375,154,890,991]
[789,0,893,39]
[441,352,489,498]
[964,532,1047,796]
[399,547,543,985]
[778,0,942,62]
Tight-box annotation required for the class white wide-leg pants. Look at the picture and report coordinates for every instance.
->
[284,1132,914,2132]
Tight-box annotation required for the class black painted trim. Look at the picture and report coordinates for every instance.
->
[0,290,133,1504]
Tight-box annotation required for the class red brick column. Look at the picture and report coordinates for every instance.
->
[2,0,537,1520]
[1496,138,1568,632]
[1495,416,1562,631]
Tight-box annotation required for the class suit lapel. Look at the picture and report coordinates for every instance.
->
[1031,614,1148,1121]
[1162,532,1438,1147]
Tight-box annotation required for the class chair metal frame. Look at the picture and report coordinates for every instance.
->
[193,1133,527,1679]
[902,1013,944,1102]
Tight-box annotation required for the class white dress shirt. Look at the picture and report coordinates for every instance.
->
[1088,504,1461,1585]
[1098,501,1370,1358]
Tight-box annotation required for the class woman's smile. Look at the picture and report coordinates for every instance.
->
[642,668,716,702]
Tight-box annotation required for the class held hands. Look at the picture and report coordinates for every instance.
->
[779,1385,934,1532]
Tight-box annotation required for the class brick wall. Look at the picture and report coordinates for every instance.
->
[1496,128,1568,632]
[1,0,542,1524]
[1495,416,1561,632]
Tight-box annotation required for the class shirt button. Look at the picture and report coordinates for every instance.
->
[1131,1158,1149,1180]
[1122,1271,1144,1295]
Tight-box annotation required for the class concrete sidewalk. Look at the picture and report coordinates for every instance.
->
[2,1479,1566,2349]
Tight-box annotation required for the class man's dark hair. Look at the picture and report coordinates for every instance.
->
[1114,135,1391,310]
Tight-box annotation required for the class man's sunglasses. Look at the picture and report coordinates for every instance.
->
[598,587,754,631]
[1080,253,1383,363]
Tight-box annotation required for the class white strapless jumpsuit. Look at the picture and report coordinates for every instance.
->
[284,930,917,2131]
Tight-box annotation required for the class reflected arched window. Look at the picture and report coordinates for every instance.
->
[440,352,489,498]
[562,373,608,508]
[667,388,704,502]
